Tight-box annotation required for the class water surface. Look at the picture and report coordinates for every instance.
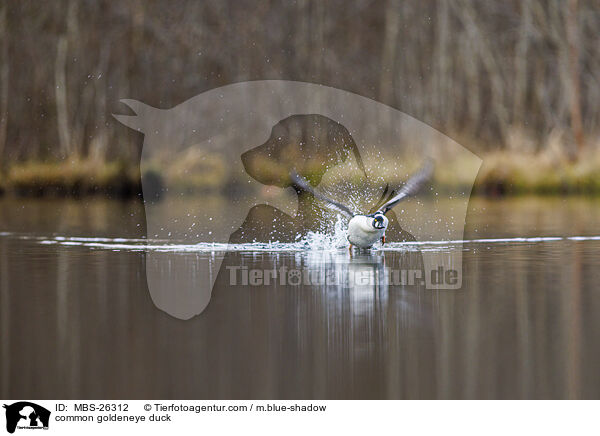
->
[1,196,600,399]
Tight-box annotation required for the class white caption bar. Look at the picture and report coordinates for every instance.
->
[0,400,597,435]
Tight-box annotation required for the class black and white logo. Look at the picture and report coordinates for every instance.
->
[3,402,50,434]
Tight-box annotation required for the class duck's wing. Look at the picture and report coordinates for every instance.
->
[369,183,396,214]
[290,171,355,219]
[378,160,433,214]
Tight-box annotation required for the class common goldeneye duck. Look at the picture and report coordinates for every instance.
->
[290,160,432,249]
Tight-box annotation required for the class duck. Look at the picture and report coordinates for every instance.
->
[290,160,432,249]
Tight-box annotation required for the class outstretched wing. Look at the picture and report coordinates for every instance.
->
[290,171,355,219]
[378,160,433,214]
[368,183,394,214]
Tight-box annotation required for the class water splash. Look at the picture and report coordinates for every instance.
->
[299,214,349,250]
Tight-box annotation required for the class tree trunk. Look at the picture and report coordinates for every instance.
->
[379,0,401,105]
[513,0,531,127]
[0,3,8,164]
[55,35,70,158]
[566,0,584,158]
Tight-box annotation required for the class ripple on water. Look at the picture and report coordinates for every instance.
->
[3,229,600,253]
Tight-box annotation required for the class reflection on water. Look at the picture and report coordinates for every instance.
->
[1,197,600,398]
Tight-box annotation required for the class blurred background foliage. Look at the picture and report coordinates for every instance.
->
[0,0,598,195]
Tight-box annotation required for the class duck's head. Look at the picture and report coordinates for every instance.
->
[369,212,388,230]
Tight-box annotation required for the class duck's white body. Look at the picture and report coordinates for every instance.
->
[347,213,388,248]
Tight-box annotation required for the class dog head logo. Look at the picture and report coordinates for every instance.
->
[114,80,481,320]
[3,402,50,433]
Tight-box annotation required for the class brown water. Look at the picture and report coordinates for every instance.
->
[1,196,600,399]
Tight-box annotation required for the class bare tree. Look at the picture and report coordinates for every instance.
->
[379,0,401,105]
[513,0,532,128]
[566,0,585,158]
[1,0,599,166]
[0,3,8,164]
